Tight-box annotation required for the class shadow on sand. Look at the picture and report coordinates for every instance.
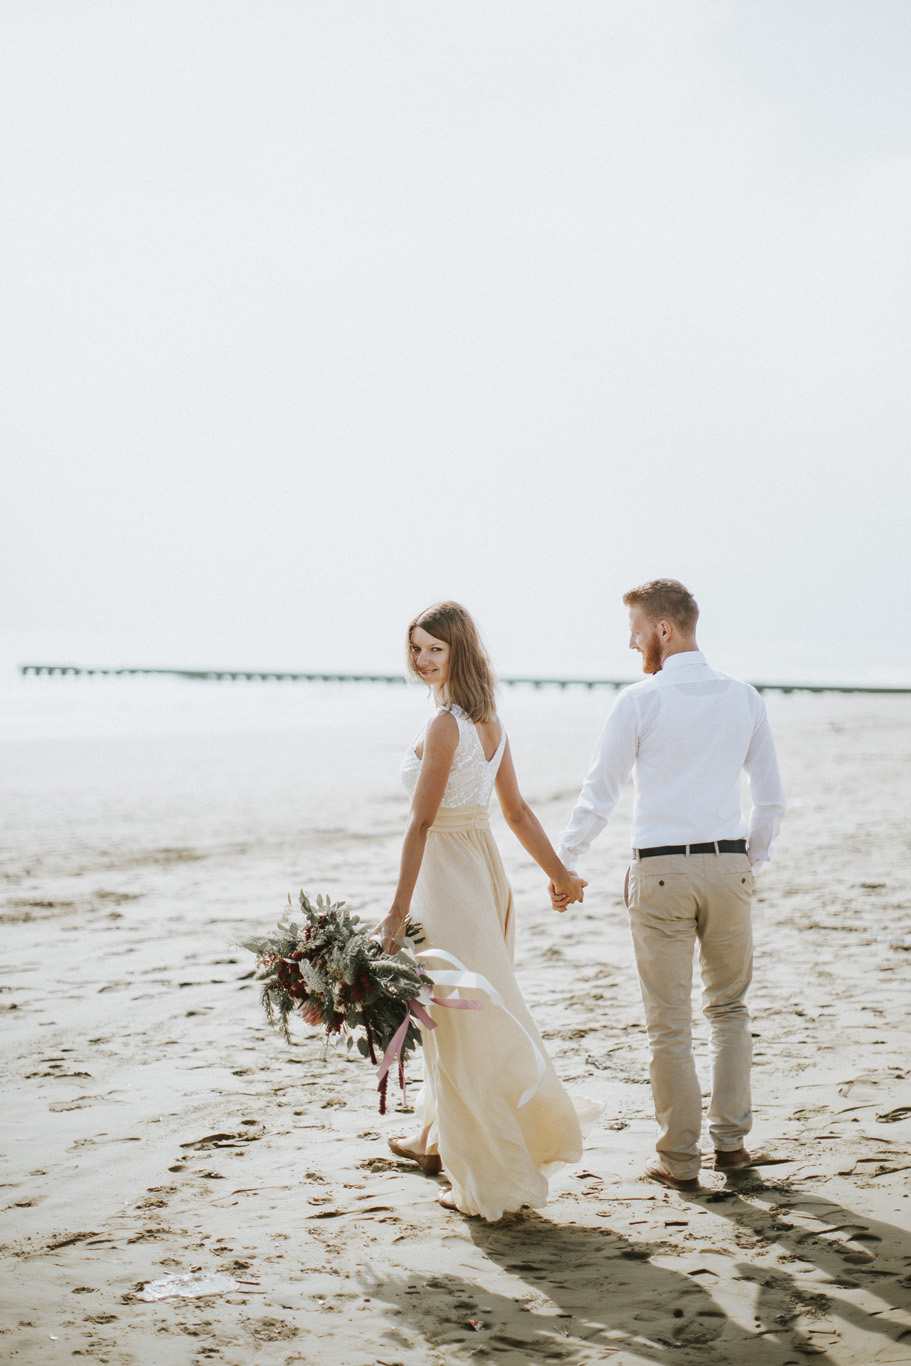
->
[361,1168,911,1364]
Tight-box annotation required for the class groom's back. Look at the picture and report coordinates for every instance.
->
[624,657,765,846]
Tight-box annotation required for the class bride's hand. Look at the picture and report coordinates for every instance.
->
[372,909,407,955]
[549,872,587,912]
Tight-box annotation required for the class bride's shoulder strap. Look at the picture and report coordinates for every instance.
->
[434,704,470,742]
[427,706,460,738]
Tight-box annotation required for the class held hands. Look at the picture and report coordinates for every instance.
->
[548,870,587,914]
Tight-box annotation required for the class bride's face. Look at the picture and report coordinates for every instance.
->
[410,626,451,688]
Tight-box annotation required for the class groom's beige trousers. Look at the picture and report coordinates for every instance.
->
[625,850,754,1181]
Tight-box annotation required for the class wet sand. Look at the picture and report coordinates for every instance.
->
[2,688,911,1364]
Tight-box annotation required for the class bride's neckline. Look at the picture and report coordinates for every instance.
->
[449,705,504,763]
[413,706,504,764]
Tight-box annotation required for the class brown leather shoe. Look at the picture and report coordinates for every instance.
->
[714,1146,752,1171]
[645,1155,700,1191]
[388,1137,443,1174]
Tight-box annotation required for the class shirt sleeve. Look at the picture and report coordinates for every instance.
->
[743,695,786,865]
[556,688,638,868]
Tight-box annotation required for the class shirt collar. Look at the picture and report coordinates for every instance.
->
[658,650,707,675]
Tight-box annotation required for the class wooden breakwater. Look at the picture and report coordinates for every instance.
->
[16,664,911,695]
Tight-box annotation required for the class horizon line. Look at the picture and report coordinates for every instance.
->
[17,664,911,697]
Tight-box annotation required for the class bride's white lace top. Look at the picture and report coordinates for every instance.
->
[401,704,507,808]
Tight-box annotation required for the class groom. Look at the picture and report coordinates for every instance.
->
[553,580,785,1190]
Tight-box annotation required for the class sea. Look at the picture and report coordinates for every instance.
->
[3,647,909,908]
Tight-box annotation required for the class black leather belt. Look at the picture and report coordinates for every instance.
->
[635,839,747,859]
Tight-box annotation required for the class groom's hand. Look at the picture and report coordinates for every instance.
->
[549,872,586,912]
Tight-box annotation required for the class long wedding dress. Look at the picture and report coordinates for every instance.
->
[401,704,597,1221]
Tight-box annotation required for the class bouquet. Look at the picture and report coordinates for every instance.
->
[241,892,428,1112]
[242,892,546,1115]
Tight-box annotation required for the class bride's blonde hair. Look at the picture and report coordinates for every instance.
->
[406,601,497,723]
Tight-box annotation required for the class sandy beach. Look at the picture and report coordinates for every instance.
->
[2,681,911,1365]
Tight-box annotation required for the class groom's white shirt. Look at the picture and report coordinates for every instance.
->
[556,651,786,868]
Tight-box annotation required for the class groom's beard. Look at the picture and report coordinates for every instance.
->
[641,637,664,674]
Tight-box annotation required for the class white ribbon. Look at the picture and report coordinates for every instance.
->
[415,947,547,1108]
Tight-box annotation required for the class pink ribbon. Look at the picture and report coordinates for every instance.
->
[375,945,546,1108]
[417,948,547,1108]
[376,990,482,1099]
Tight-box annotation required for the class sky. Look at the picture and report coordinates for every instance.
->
[3,1,910,686]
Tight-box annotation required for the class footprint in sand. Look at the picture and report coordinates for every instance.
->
[244,1317,298,1343]
[672,1309,726,1346]
[821,1226,882,1265]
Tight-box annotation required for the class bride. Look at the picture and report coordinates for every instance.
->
[373,601,595,1220]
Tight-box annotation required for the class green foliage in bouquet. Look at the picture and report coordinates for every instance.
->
[242,892,426,1110]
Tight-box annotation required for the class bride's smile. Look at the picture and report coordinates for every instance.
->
[410,626,451,689]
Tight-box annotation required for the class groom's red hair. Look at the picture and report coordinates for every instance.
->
[623,579,699,634]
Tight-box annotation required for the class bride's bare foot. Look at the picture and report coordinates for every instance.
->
[387,1136,442,1175]
[437,1187,460,1211]
[393,1126,427,1153]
